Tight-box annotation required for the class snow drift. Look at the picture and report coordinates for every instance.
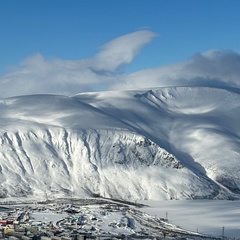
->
[0,86,240,200]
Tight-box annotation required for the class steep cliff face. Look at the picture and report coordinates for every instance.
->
[0,127,215,200]
[0,86,240,200]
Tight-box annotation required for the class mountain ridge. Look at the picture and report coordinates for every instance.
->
[0,86,240,200]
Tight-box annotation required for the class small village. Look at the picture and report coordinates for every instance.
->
[0,198,223,240]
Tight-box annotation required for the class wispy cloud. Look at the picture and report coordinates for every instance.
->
[110,49,240,90]
[93,30,158,71]
[0,30,240,99]
[0,30,157,98]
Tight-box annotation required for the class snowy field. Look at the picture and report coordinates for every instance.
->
[141,200,240,238]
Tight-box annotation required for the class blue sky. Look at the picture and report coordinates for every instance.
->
[1,0,240,97]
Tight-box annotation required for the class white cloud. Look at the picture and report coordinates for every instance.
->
[0,30,157,98]
[1,30,240,99]
[94,30,158,71]
[109,50,240,90]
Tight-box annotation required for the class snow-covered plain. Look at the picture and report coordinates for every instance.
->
[0,86,240,200]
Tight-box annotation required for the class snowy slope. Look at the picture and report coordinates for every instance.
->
[0,86,240,200]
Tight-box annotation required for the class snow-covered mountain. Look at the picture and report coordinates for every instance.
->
[0,86,240,200]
